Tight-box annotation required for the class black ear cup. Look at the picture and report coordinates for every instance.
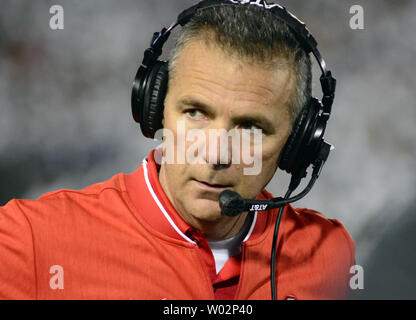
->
[139,61,169,139]
[278,103,310,172]
[278,98,324,174]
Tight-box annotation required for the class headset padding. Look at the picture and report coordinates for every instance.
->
[278,99,313,173]
[141,61,169,138]
[292,99,322,171]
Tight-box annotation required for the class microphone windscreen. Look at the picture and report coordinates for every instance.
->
[219,190,246,217]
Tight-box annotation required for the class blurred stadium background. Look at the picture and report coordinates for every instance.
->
[1,0,415,299]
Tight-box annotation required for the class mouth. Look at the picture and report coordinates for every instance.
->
[192,179,232,192]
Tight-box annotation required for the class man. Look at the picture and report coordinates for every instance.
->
[0,1,354,299]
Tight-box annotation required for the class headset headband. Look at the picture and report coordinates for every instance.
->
[142,0,336,121]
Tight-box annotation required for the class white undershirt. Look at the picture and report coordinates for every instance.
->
[207,214,253,274]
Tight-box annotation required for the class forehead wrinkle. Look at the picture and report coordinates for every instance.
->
[171,38,296,119]
[175,40,285,96]
[178,68,278,109]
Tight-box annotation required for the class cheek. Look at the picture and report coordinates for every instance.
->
[161,111,189,164]
[261,134,289,165]
[236,135,288,194]
[161,164,190,199]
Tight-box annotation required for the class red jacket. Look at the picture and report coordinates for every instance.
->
[0,149,355,300]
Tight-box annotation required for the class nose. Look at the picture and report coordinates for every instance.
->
[203,128,233,168]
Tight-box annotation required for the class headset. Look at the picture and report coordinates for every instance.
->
[131,0,336,300]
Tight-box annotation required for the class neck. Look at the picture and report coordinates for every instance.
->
[193,212,250,241]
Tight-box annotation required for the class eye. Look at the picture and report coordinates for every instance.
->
[185,108,206,120]
[239,121,263,131]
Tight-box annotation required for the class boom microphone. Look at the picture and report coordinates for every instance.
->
[219,190,286,217]
[219,142,332,217]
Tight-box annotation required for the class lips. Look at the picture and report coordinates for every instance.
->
[192,179,232,191]
[197,180,231,187]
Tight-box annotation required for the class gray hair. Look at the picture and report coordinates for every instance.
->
[168,3,312,121]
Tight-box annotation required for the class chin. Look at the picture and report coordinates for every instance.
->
[187,198,223,222]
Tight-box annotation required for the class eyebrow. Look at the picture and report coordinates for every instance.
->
[178,97,276,132]
[178,97,214,113]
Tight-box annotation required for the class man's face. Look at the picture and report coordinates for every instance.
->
[159,37,295,226]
